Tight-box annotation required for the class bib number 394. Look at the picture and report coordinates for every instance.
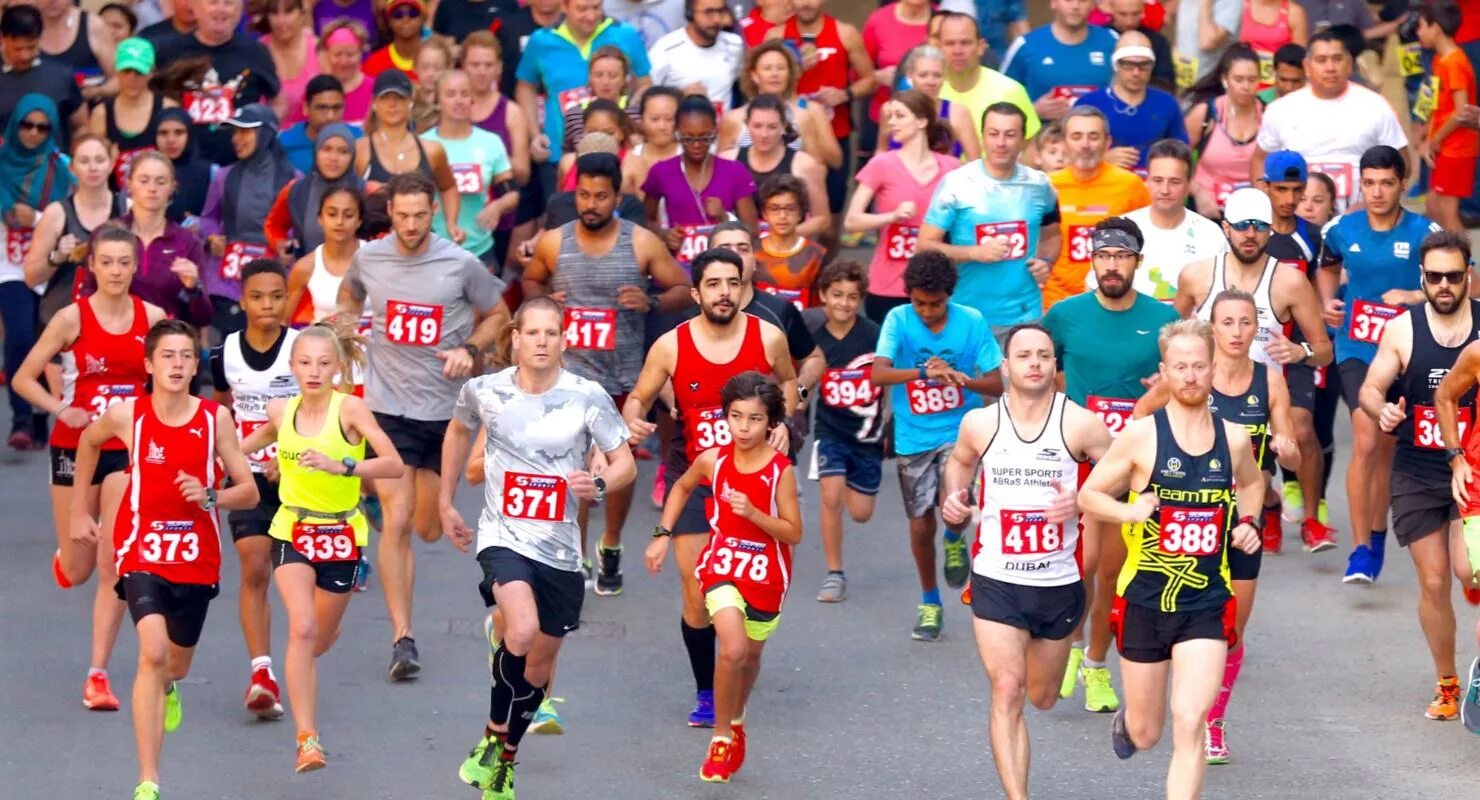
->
[822,367,876,408]
[1157,506,1225,556]
[906,378,963,415]
[291,521,356,562]
[1348,300,1402,345]
[1000,509,1064,555]
[385,300,444,346]
[1414,405,1471,449]
[502,472,568,521]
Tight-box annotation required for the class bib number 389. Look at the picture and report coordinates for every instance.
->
[502,472,568,521]
[906,378,963,415]
[291,521,356,562]
[1157,506,1225,556]
[385,300,444,346]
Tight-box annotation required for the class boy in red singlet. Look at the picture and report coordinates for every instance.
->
[647,371,804,784]
[70,319,261,800]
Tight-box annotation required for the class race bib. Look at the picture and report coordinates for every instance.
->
[1308,162,1353,200]
[704,543,772,582]
[1051,85,1096,100]
[562,307,616,351]
[1257,51,1275,85]
[1348,299,1403,345]
[237,419,277,465]
[1174,53,1198,90]
[6,226,32,264]
[1067,223,1094,262]
[822,367,876,408]
[140,523,201,564]
[884,223,918,260]
[221,241,267,282]
[452,163,485,195]
[501,472,568,521]
[1401,42,1425,78]
[906,378,963,415]
[758,283,806,311]
[1413,405,1471,450]
[114,148,146,185]
[1000,508,1065,556]
[556,86,592,112]
[1087,395,1136,437]
[1413,76,1439,122]
[1313,364,1327,389]
[975,220,1028,259]
[676,225,715,266]
[291,521,357,562]
[385,300,444,346]
[1215,181,1251,208]
[87,384,136,421]
[183,88,235,125]
[691,406,731,450]
[1157,505,1225,556]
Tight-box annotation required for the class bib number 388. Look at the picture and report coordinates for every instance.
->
[1157,505,1225,556]
[502,472,568,522]
[386,300,444,346]
[291,521,356,562]
[692,406,732,450]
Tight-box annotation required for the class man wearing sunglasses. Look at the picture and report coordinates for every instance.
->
[364,0,427,79]
[1358,229,1480,724]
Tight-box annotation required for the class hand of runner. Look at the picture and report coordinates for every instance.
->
[440,504,473,553]
[1451,456,1472,507]
[814,86,849,107]
[206,235,226,258]
[626,414,656,446]
[766,420,790,453]
[1271,433,1300,466]
[475,204,503,232]
[437,346,475,379]
[1122,492,1159,524]
[1140,373,1163,389]
[56,406,90,430]
[549,290,568,304]
[448,224,467,245]
[1322,297,1345,328]
[893,200,916,220]
[55,232,81,262]
[1033,93,1070,120]
[174,470,208,505]
[972,235,1013,263]
[297,448,340,474]
[1263,330,1302,365]
[274,238,298,261]
[1378,397,1407,433]
[568,470,600,500]
[664,226,685,251]
[70,510,99,545]
[1231,520,1260,554]
[1381,288,1419,306]
[926,360,969,387]
[722,487,754,520]
[170,257,200,291]
[532,134,551,163]
[645,535,671,573]
[1027,258,1051,286]
[616,285,651,312]
[263,458,280,483]
[941,488,972,526]
[1103,147,1140,170]
[1043,480,1077,525]
[704,197,726,222]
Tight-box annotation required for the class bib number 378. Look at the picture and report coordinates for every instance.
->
[385,300,444,346]
[1157,506,1225,556]
[502,472,568,521]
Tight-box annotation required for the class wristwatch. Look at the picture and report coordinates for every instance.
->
[200,487,218,511]
[463,342,480,360]
[652,524,673,539]
[1299,341,1315,363]
[341,456,358,476]
[1447,447,1467,463]
[593,475,607,502]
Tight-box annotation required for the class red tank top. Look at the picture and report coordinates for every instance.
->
[784,15,852,138]
[672,314,772,465]
[114,397,223,586]
[741,7,779,48]
[696,444,793,613]
[52,297,150,449]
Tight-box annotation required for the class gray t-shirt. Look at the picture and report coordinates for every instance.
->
[1174,0,1244,87]
[343,234,505,421]
[455,368,631,571]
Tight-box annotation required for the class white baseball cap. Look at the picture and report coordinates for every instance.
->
[1223,188,1273,226]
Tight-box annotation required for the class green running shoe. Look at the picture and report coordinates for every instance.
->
[911,603,943,642]
[485,613,500,673]
[1280,481,1303,522]
[460,733,503,789]
[133,781,160,800]
[482,757,517,800]
[529,698,565,735]
[163,683,181,733]
[1083,666,1120,712]
[942,536,969,588]
[1060,645,1084,699]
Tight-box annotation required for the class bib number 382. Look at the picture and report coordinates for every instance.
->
[386,300,444,346]
[692,406,732,449]
[1000,509,1064,555]
[906,378,963,415]
[1157,506,1225,556]
[502,472,568,521]
[1414,405,1471,450]
[291,521,356,562]
[975,220,1028,259]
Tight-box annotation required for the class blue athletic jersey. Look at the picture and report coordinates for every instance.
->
[877,302,1003,456]
[922,162,1059,326]
[1000,25,1117,102]
[1071,87,1189,167]
[1320,209,1442,364]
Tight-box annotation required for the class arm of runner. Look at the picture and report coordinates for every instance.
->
[1031,223,1061,285]
[871,355,920,387]
[1267,365,1301,469]
[648,449,716,572]
[1436,342,1480,506]
[425,142,464,244]
[941,408,996,527]
[637,227,694,311]
[334,257,368,322]
[623,333,676,441]
[339,394,405,480]
[1172,259,1207,319]
[796,347,825,404]
[1079,417,1159,524]
[520,229,559,300]
[515,80,546,161]
[1358,312,1410,432]
[1316,261,1345,327]
[22,201,65,289]
[1132,378,1171,419]
[950,101,982,161]
[11,306,81,423]
[505,103,533,187]
[200,406,260,511]
[794,152,831,239]
[842,180,894,233]
[71,400,131,542]
[725,462,804,545]
[734,193,760,232]
[441,391,481,552]
[1066,401,1114,463]
[1272,269,1334,366]
[1226,421,1265,554]
[763,323,800,452]
[917,222,1011,264]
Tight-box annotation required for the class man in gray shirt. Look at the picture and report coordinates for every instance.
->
[1173,0,1242,90]
[337,172,510,681]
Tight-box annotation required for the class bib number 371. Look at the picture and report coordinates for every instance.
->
[502,472,568,521]
[385,300,444,346]
[1158,506,1225,556]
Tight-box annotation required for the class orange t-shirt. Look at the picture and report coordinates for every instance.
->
[1432,48,1479,158]
[755,235,826,310]
[1043,165,1152,309]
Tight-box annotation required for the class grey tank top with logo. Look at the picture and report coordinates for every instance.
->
[549,219,645,395]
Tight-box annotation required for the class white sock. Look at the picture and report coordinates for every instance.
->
[251,656,273,676]
[1083,658,1106,670]
[88,667,107,679]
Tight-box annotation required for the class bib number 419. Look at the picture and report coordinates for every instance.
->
[385,300,444,346]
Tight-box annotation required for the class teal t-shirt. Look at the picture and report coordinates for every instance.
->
[422,126,512,260]
[1042,291,1179,416]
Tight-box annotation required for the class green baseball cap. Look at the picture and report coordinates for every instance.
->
[116,38,154,74]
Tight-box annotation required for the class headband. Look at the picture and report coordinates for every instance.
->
[1112,46,1156,64]
[325,26,363,49]
[1091,227,1141,254]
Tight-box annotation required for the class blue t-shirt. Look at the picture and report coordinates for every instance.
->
[922,161,1059,326]
[877,302,1003,455]
[1000,25,1117,102]
[515,19,652,162]
[1071,87,1188,167]
[1321,209,1443,364]
[279,122,364,175]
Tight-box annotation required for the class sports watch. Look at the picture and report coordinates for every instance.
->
[593,475,607,502]
[201,487,218,511]
[341,457,358,476]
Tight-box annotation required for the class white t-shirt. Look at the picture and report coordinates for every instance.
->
[648,27,745,114]
[1173,0,1243,86]
[604,0,687,48]
[1086,205,1229,301]
[1255,84,1408,205]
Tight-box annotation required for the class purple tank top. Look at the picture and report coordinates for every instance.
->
[313,0,378,41]
[475,95,515,231]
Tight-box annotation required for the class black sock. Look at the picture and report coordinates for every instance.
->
[489,644,514,727]
[491,645,545,750]
[681,619,716,692]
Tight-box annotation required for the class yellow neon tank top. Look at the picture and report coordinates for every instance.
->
[268,392,368,544]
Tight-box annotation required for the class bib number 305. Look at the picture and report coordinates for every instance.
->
[502,472,568,522]
[1157,506,1225,556]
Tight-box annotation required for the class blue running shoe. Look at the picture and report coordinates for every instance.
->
[688,690,715,728]
[1464,656,1480,735]
[1343,546,1375,584]
[1369,532,1387,581]
[1111,708,1137,760]
[529,698,565,735]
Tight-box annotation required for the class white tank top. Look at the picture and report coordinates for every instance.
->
[221,328,299,474]
[305,242,369,385]
[973,393,1084,587]
[1193,254,1282,367]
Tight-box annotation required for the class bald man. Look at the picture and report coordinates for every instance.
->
[1072,31,1189,171]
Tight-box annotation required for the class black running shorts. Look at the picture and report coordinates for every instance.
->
[271,538,362,594]
[477,546,584,638]
[1111,596,1237,664]
[116,572,219,648]
[970,573,1085,640]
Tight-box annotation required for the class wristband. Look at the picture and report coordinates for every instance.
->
[918,365,928,380]
[652,524,672,539]
[463,342,480,359]
[1235,514,1260,532]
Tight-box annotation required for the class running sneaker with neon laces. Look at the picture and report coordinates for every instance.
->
[133,781,160,800]
[816,572,846,602]
[1205,719,1230,764]
[1281,481,1303,522]
[163,682,182,733]
[295,733,327,773]
[52,549,72,589]
[942,536,969,588]
[1426,676,1461,720]
[1083,666,1120,712]
[1110,708,1138,760]
[1061,646,1084,699]
[483,756,517,800]
[529,698,565,735]
[1342,546,1376,584]
[911,603,943,642]
[700,738,734,783]
[460,733,504,789]
[730,723,746,773]
[688,690,716,727]
[1301,518,1337,552]
[1463,657,1480,734]
[581,558,595,591]
[594,546,623,596]
[83,672,120,711]
[244,667,284,719]
[388,636,420,681]
[651,464,666,510]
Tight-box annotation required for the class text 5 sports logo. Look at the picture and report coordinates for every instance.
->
[512,475,562,491]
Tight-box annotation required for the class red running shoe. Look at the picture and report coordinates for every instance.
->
[1261,510,1283,554]
[1300,518,1338,553]
[730,724,746,773]
[1464,587,1480,606]
[83,673,120,711]
[244,667,284,719]
[52,550,73,589]
[700,738,734,783]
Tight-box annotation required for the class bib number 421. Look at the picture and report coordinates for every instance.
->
[1414,405,1471,450]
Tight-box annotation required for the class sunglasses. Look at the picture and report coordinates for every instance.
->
[1423,270,1468,285]
[18,120,51,134]
[1228,220,1270,232]
[389,5,420,17]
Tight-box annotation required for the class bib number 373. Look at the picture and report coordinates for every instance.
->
[386,300,444,346]
[1157,506,1225,556]
[502,472,568,521]
[291,521,356,562]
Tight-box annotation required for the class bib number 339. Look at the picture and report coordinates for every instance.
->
[291,521,356,562]
[1157,506,1225,556]
[386,300,444,346]
[502,472,568,521]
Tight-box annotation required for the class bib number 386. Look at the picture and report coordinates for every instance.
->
[1157,506,1225,556]
[692,406,732,449]
[502,472,568,521]
[386,300,444,346]
[1414,405,1471,450]
[291,521,356,562]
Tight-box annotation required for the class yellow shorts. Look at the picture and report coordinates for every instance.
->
[704,584,782,642]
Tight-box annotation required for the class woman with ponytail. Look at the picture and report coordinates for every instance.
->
[719,94,830,239]
[879,46,981,161]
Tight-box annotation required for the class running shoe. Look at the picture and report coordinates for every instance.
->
[1205,719,1230,765]
[942,536,969,588]
[911,603,943,642]
[163,682,182,733]
[244,667,284,719]
[1301,518,1338,553]
[816,572,846,603]
[1262,520,1283,554]
[295,734,327,773]
[83,672,120,711]
[1110,708,1138,760]
[1281,481,1303,522]
[1426,676,1461,720]
[388,637,421,681]
[688,690,716,728]
[1318,499,1329,524]
[483,757,517,800]
[353,554,373,592]
[1463,657,1480,734]
[651,464,666,509]
[1060,645,1084,699]
[1342,546,1375,584]
[133,781,160,800]
[1465,587,1480,606]
[700,738,734,783]
[7,429,33,451]
[52,549,72,589]
[460,733,503,789]
[1369,532,1387,580]
[634,445,653,460]
[730,723,746,773]
[595,546,623,596]
[529,698,565,735]
[581,558,594,591]
[361,495,384,531]
[1083,666,1120,712]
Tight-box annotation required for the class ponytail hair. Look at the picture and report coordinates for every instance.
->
[745,93,799,147]
[890,89,954,155]
[294,321,367,393]
[496,295,564,369]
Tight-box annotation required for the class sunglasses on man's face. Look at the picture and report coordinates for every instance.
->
[1423,270,1468,286]
[1228,220,1270,233]
[19,120,51,134]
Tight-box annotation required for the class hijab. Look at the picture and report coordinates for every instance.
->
[287,123,362,256]
[158,107,212,223]
[0,94,74,214]
[223,105,298,242]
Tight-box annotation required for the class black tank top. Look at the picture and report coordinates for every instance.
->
[103,93,165,154]
[39,192,129,323]
[1394,300,1480,479]
[365,134,435,184]
[1208,366,1272,473]
[51,12,102,80]
[737,145,795,202]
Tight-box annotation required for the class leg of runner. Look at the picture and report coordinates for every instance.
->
[86,478,128,710]
[131,618,198,790]
[375,471,420,679]
[1084,520,1125,712]
[1370,436,1396,575]
[674,533,717,725]
[52,483,98,585]
[974,619,1029,799]
[1116,658,1170,756]
[708,605,747,749]
[235,534,279,718]
[908,512,942,636]
[412,469,442,542]
[1165,639,1227,800]
[276,561,354,772]
[1291,407,1326,536]
[1205,579,1255,765]
[479,583,560,799]
[1411,527,1461,719]
[1342,410,1385,577]
[818,474,848,600]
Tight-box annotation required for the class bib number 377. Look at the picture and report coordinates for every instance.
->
[502,472,568,522]
[1157,506,1225,556]
[1348,300,1402,346]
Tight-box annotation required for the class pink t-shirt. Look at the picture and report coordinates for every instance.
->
[862,5,931,121]
[342,74,374,127]
[856,149,960,297]
[264,30,321,128]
